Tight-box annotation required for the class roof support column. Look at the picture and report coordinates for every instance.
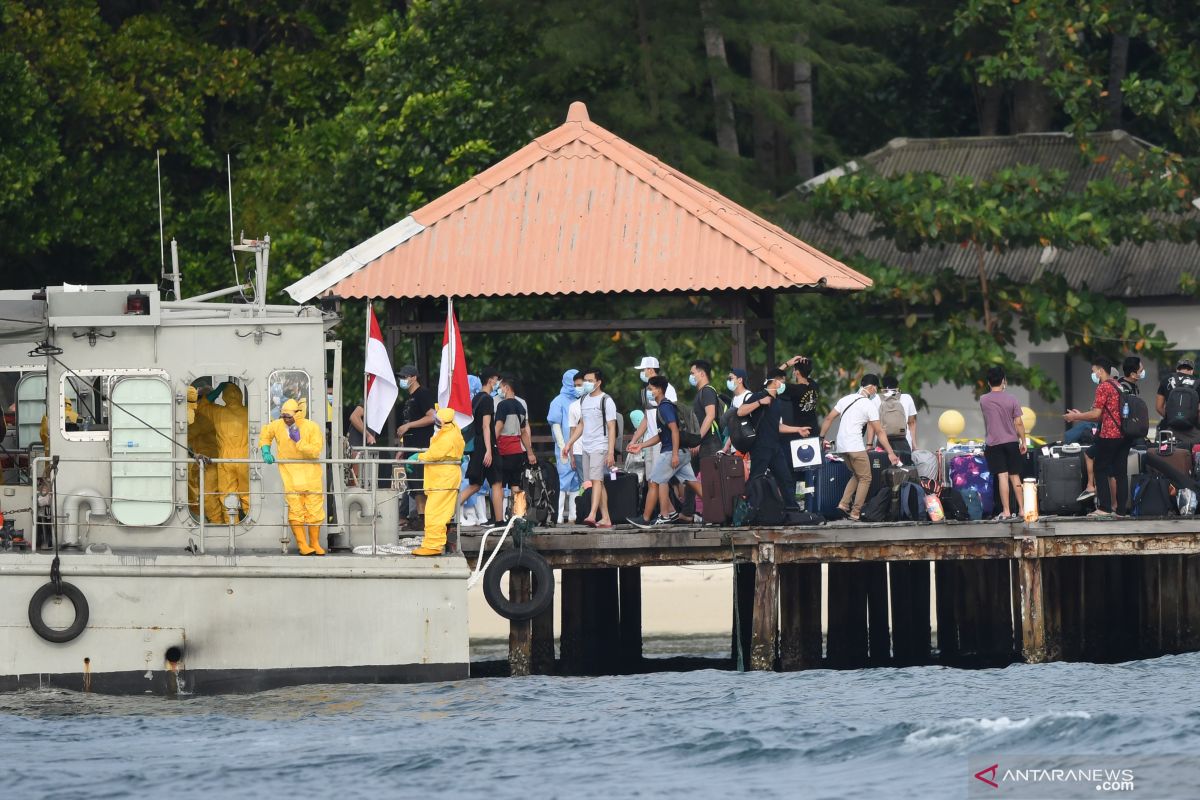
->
[729,293,748,374]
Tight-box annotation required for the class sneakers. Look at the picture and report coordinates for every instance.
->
[653,513,680,526]
[626,516,655,529]
[1076,488,1096,502]
[627,513,678,529]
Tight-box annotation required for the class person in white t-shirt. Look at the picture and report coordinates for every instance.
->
[628,356,678,521]
[819,374,900,520]
[721,368,752,454]
[563,367,619,528]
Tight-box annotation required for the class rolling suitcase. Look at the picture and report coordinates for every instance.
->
[947,452,995,517]
[605,470,640,525]
[700,453,745,525]
[1037,452,1086,515]
[815,458,853,518]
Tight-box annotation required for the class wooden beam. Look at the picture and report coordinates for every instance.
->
[1016,540,1047,663]
[508,568,531,677]
[865,561,890,665]
[531,601,555,675]
[934,561,958,660]
[732,562,755,669]
[1184,555,1200,651]
[618,566,643,671]
[1042,557,1064,661]
[890,561,932,666]
[750,545,779,671]
[827,562,869,667]
[559,569,586,675]
[1161,555,1184,653]
[779,563,822,669]
[390,317,767,334]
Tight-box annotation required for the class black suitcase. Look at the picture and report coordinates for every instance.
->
[700,453,745,525]
[605,470,640,525]
[1038,453,1086,515]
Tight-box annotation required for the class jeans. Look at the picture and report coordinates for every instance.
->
[1094,436,1131,514]
[750,441,798,508]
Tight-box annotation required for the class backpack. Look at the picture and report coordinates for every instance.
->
[1131,473,1175,517]
[1120,391,1150,439]
[860,484,898,522]
[738,473,786,526]
[898,481,928,521]
[699,385,727,441]
[939,487,970,521]
[1164,378,1199,431]
[879,394,907,438]
[519,463,557,527]
[657,400,700,450]
[723,393,757,453]
[961,487,984,520]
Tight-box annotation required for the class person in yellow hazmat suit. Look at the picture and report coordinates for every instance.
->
[208,382,250,518]
[188,384,224,522]
[259,398,325,555]
[413,406,466,557]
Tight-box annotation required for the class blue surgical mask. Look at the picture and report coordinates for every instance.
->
[688,374,698,387]
[399,378,410,391]
[645,389,655,403]
[327,394,334,405]
[639,370,649,383]
[774,383,786,396]
[1091,372,1100,385]
[491,387,501,398]
[1139,369,1146,380]
[581,381,595,395]
[726,379,736,392]
[574,384,586,398]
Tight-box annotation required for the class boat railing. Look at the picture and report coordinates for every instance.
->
[31,452,463,556]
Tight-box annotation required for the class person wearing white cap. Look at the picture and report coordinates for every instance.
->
[629,356,677,522]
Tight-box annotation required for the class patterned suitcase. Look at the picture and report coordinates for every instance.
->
[947,452,995,517]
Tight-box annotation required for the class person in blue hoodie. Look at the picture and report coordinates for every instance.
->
[548,369,584,523]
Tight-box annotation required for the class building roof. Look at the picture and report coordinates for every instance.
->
[286,102,871,303]
[788,131,1200,300]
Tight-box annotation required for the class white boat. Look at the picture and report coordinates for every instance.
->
[0,237,469,693]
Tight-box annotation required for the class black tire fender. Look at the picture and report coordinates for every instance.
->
[28,581,89,644]
[482,549,554,622]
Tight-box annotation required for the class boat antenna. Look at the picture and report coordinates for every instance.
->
[157,150,166,273]
[227,153,235,251]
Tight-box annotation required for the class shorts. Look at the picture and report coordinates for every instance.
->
[582,451,609,482]
[500,453,528,488]
[465,447,502,486]
[649,449,698,485]
[984,441,1023,476]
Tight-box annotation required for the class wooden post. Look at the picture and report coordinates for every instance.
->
[732,562,755,668]
[1182,555,1200,651]
[729,293,748,373]
[1138,555,1161,657]
[779,563,822,669]
[531,602,555,675]
[954,562,982,659]
[982,559,1016,662]
[750,544,779,671]
[1057,556,1083,661]
[1042,557,1064,661]
[865,562,890,664]
[1016,539,1047,663]
[890,561,932,666]
[934,561,958,661]
[618,566,643,672]
[559,569,586,675]
[508,568,532,677]
[827,562,868,667]
[1161,555,1184,653]
[590,568,621,674]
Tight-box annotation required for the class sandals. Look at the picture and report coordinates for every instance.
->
[1086,509,1114,519]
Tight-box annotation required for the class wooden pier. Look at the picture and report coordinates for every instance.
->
[461,517,1200,675]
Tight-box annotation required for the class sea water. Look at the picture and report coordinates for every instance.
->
[3,645,1199,799]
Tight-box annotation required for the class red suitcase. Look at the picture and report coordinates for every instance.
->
[700,453,745,524]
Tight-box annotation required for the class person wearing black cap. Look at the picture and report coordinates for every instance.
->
[737,369,802,508]
[1157,358,1199,442]
[819,374,901,521]
[396,365,436,527]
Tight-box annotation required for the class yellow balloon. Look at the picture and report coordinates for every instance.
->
[938,409,965,438]
[1021,406,1037,434]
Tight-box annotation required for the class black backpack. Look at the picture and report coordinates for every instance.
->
[939,487,970,521]
[520,463,559,527]
[724,394,758,453]
[1131,473,1175,518]
[738,473,786,526]
[860,484,898,522]
[1121,392,1150,439]
[1165,380,1199,431]
[898,481,928,521]
[659,399,702,448]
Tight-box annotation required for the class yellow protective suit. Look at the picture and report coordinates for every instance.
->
[189,394,224,522]
[414,407,466,556]
[259,398,325,555]
[211,383,250,517]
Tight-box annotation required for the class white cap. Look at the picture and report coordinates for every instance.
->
[633,356,660,370]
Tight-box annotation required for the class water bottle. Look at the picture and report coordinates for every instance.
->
[795,479,806,511]
[1123,401,1129,418]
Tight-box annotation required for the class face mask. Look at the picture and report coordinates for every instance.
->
[688,374,698,387]
[1139,369,1146,380]
[726,379,736,392]
[1091,372,1100,385]
[645,389,655,403]
[581,381,595,395]
[573,384,586,398]
[883,389,897,398]
[491,387,501,398]
[639,370,649,383]
[399,379,410,391]
[774,383,786,396]
[327,394,334,405]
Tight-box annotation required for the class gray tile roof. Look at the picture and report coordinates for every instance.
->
[787,131,1200,299]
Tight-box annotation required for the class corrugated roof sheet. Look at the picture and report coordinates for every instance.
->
[306,102,870,302]
[788,132,1200,299]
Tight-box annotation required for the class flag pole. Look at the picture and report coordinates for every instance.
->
[363,299,371,436]
[446,296,454,391]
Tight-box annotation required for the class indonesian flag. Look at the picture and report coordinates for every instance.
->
[437,298,472,428]
[364,304,397,434]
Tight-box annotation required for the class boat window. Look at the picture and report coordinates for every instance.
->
[187,376,248,524]
[16,372,47,450]
[269,370,311,421]
[110,377,174,526]
[59,370,168,441]
[4,369,40,485]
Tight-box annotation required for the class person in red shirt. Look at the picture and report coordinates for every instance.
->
[1063,356,1128,518]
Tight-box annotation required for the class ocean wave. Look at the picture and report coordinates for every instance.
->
[904,711,1093,750]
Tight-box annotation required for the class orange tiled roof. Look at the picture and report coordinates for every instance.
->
[300,102,871,301]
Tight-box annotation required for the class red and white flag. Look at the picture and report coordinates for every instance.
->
[437,298,472,428]
[364,304,397,434]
